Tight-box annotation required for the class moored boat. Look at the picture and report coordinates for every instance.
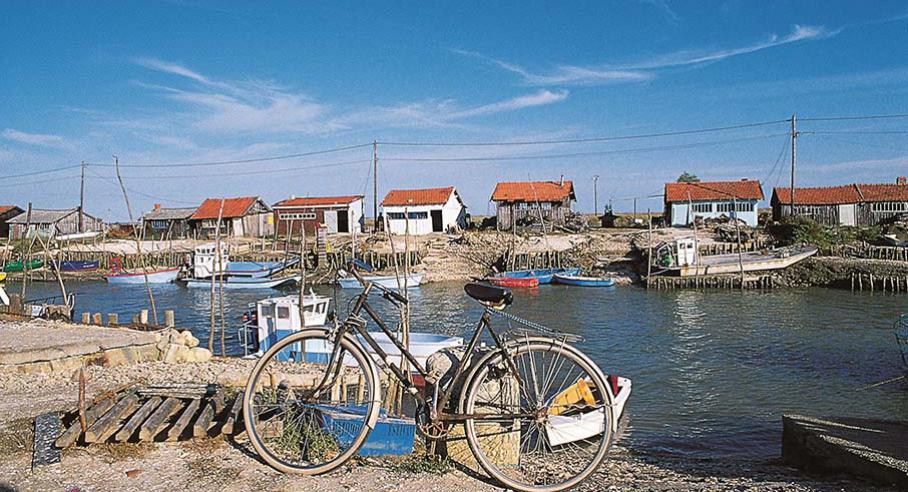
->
[226,258,300,279]
[53,260,100,272]
[338,272,424,289]
[106,267,181,284]
[238,293,332,356]
[487,276,539,288]
[3,259,44,272]
[553,274,616,287]
[545,375,632,446]
[183,274,299,290]
[497,267,581,285]
[653,237,818,277]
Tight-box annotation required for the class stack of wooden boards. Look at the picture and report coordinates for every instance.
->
[55,383,245,448]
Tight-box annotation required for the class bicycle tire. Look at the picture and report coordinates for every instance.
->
[243,328,381,475]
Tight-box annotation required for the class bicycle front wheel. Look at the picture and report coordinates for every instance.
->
[462,338,613,492]
[243,328,380,475]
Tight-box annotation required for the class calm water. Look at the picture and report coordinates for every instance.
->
[11,280,908,459]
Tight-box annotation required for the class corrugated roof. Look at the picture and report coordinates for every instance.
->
[190,197,263,220]
[773,183,908,205]
[141,207,198,221]
[6,208,77,224]
[665,180,764,202]
[491,181,575,203]
[381,187,456,207]
[274,195,363,208]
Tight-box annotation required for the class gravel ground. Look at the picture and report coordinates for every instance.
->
[0,359,897,491]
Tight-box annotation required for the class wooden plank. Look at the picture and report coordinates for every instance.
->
[139,397,181,441]
[166,398,200,442]
[221,391,244,435]
[55,394,119,448]
[192,389,225,438]
[84,392,140,443]
[115,397,162,442]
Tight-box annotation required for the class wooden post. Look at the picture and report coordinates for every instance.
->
[646,209,653,289]
[164,310,174,328]
[209,199,225,352]
[108,313,118,326]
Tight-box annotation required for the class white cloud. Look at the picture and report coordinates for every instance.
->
[1,129,73,150]
[449,90,568,118]
[455,24,834,86]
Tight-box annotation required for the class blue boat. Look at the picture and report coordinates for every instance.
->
[498,267,581,285]
[53,260,100,272]
[553,274,616,287]
[225,258,300,279]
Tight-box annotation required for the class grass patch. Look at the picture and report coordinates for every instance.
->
[0,418,34,455]
[388,453,455,475]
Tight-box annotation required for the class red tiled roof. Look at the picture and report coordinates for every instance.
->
[0,205,21,215]
[190,197,260,220]
[773,185,862,205]
[773,183,908,205]
[665,180,764,202]
[381,187,456,207]
[491,181,575,203]
[858,184,908,202]
[274,195,362,207]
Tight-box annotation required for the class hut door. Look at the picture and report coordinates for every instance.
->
[336,210,349,233]
[431,210,444,232]
[324,211,338,233]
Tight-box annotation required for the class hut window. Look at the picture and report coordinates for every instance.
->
[282,212,316,220]
[716,203,733,213]
[407,212,428,220]
[692,203,712,213]
[277,306,290,319]
[387,212,406,220]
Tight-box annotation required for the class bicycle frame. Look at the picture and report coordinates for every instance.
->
[320,271,525,423]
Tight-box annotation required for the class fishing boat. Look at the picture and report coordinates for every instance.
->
[183,274,299,290]
[337,272,424,289]
[552,274,616,287]
[3,259,44,272]
[487,276,539,288]
[106,267,181,284]
[653,237,818,277]
[52,260,100,272]
[226,258,300,279]
[238,292,332,356]
[496,267,581,285]
[545,375,632,447]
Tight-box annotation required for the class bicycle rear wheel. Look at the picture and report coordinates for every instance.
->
[462,338,613,492]
[243,328,380,475]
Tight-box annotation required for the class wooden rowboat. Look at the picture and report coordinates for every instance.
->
[106,267,180,284]
[553,274,616,287]
[3,259,44,272]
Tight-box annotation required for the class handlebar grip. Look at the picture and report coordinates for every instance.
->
[384,289,409,304]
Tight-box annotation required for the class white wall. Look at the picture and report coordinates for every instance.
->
[669,200,759,227]
[383,192,466,235]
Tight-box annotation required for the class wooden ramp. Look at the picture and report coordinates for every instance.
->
[56,384,244,448]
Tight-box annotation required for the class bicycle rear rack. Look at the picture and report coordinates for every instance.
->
[487,308,584,343]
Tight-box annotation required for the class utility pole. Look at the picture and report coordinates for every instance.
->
[790,114,797,217]
[372,140,378,234]
[593,175,599,216]
[79,161,86,233]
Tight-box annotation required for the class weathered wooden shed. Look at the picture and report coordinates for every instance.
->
[7,208,105,240]
[772,178,908,226]
[189,197,274,238]
[0,205,24,238]
[491,179,575,231]
[140,205,197,239]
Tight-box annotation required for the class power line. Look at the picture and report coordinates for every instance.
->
[86,168,200,205]
[3,164,82,179]
[760,135,791,188]
[83,142,373,169]
[380,119,790,147]
[94,159,370,180]
[383,133,788,162]
[810,130,908,135]
[800,113,908,122]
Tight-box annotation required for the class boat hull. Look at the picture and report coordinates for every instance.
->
[184,275,299,289]
[55,260,100,272]
[545,376,631,446]
[106,268,180,284]
[488,276,539,288]
[499,267,581,284]
[338,273,424,289]
[3,260,44,272]
[669,246,818,277]
[553,274,616,287]
[226,259,299,278]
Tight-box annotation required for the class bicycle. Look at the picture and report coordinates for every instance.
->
[242,266,614,492]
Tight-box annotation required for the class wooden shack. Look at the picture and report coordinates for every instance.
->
[7,208,105,240]
[140,204,197,239]
[189,197,273,238]
[491,178,575,231]
[272,195,364,235]
[772,178,908,226]
[0,205,24,238]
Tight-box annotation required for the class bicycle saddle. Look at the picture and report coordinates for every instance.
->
[464,282,513,308]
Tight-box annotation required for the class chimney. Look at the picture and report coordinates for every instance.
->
[897,176,907,185]
[559,174,564,186]
[154,203,161,209]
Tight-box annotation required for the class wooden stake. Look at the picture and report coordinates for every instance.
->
[209,199,225,352]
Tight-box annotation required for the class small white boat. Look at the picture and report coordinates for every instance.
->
[544,376,632,447]
[338,272,424,289]
[238,293,332,356]
[183,275,299,290]
[654,237,817,277]
[106,267,180,284]
[302,332,463,373]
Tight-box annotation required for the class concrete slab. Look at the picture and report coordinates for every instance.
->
[0,319,156,367]
[783,414,908,488]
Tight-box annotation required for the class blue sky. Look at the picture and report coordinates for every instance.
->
[2,1,908,221]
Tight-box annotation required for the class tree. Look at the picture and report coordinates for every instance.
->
[677,172,700,183]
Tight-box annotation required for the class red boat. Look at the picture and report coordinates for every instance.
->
[487,276,539,288]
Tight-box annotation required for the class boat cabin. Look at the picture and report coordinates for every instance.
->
[240,294,331,357]
[192,243,230,279]
[673,237,698,267]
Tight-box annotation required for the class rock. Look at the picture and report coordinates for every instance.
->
[163,344,182,364]
[125,469,143,478]
[188,347,212,363]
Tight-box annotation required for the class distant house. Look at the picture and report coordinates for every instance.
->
[189,196,274,238]
[381,187,466,235]
[491,179,575,231]
[664,179,764,227]
[0,205,24,238]
[772,177,908,226]
[7,208,105,240]
[272,195,364,236]
[140,204,197,239]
